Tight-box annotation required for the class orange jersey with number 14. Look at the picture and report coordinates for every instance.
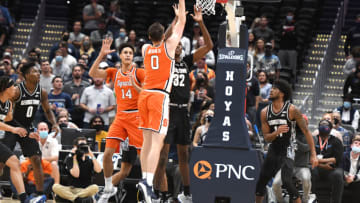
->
[143,42,174,92]
[114,66,145,112]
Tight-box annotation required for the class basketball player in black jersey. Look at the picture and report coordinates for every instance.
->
[2,62,59,198]
[153,5,213,202]
[0,76,47,203]
[255,80,318,203]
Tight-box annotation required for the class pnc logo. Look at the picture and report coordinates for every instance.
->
[194,160,212,179]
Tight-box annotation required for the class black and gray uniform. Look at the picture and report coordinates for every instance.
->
[164,55,193,145]
[3,82,42,157]
[255,101,300,200]
[0,100,15,163]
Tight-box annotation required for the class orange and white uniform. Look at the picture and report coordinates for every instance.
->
[138,42,174,134]
[106,66,145,151]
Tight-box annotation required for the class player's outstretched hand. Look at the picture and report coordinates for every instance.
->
[29,132,40,141]
[100,37,116,57]
[51,124,61,138]
[191,5,203,22]
[173,4,188,17]
[12,127,27,137]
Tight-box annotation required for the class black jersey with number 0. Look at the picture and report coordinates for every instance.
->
[170,54,193,104]
[266,101,294,152]
[12,82,41,128]
[0,100,10,122]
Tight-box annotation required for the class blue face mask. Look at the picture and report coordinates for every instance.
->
[39,131,48,139]
[286,16,293,21]
[344,101,351,109]
[319,125,331,135]
[55,55,63,63]
[352,146,360,153]
[119,32,126,38]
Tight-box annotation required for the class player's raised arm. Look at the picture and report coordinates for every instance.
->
[41,88,60,136]
[89,37,116,79]
[165,0,186,57]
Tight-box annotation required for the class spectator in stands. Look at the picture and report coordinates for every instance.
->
[37,122,60,184]
[273,114,312,203]
[253,16,274,47]
[181,35,191,56]
[69,20,86,50]
[256,70,272,128]
[342,135,360,203]
[89,115,107,151]
[106,0,125,39]
[14,62,23,83]
[258,42,281,82]
[49,31,79,61]
[3,56,17,81]
[0,62,5,76]
[40,60,55,93]
[344,47,360,76]
[115,27,127,50]
[47,76,73,117]
[254,38,265,70]
[332,111,352,152]
[278,11,297,78]
[59,41,77,68]
[52,137,101,202]
[335,94,360,131]
[127,30,137,48]
[3,46,18,68]
[189,57,216,90]
[50,49,72,80]
[249,17,261,32]
[191,36,215,67]
[344,14,360,59]
[80,36,95,59]
[248,32,256,57]
[193,109,214,146]
[58,114,79,129]
[17,158,54,197]
[190,71,214,122]
[83,0,105,35]
[80,77,116,129]
[191,22,202,52]
[0,24,6,47]
[312,119,344,203]
[28,49,40,69]
[63,64,90,128]
[344,58,360,99]
[313,112,343,142]
[246,61,260,124]
[90,18,113,50]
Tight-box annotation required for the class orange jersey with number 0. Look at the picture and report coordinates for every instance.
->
[114,66,145,112]
[143,42,174,92]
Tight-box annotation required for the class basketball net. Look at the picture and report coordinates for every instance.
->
[196,0,244,48]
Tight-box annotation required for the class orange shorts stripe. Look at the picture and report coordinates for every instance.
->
[138,90,170,135]
[105,112,143,151]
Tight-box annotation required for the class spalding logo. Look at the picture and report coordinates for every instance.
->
[193,160,212,179]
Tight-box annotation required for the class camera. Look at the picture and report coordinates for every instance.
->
[78,143,89,154]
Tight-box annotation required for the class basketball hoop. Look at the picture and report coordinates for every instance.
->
[196,0,228,15]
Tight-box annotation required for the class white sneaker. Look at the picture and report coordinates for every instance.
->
[98,186,118,203]
[178,192,192,203]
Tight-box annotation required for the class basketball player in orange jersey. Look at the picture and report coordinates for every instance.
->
[89,38,145,202]
[137,0,187,202]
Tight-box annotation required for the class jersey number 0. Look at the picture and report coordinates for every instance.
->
[151,55,159,70]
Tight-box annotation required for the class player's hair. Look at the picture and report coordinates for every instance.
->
[0,76,14,93]
[272,79,292,102]
[20,62,36,77]
[148,22,164,42]
[118,43,135,54]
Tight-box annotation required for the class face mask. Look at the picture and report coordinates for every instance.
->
[119,32,126,38]
[92,124,103,132]
[205,115,213,123]
[39,131,48,139]
[333,118,339,125]
[286,16,293,21]
[352,146,360,153]
[344,101,351,109]
[319,125,331,135]
[0,70,4,76]
[62,35,69,41]
[55,55,63,63]
[83,41,90,47]
[59,123,67,128]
